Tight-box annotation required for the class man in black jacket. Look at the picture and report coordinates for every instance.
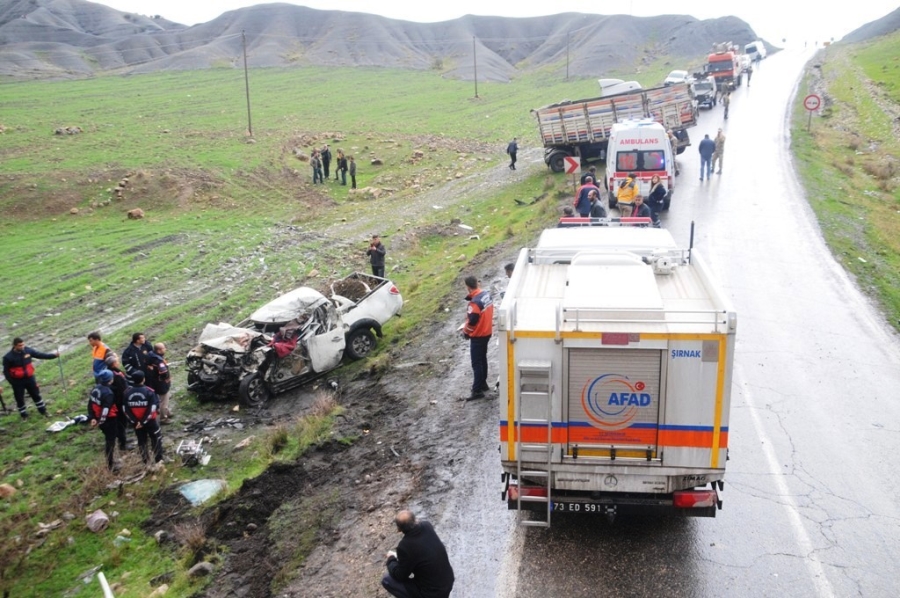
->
[2,337,58,419]
[367,234,386,278]
[121,332,152,384]
[382,510,454,598]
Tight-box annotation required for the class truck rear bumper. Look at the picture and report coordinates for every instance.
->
[507,483,721,518]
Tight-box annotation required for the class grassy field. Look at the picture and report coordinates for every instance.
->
[0,63,628,596]
[791,32,900,328]
[1,39,897,595]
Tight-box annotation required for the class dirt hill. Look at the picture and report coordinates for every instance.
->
[841,6,900,44]
[0,0,761,80]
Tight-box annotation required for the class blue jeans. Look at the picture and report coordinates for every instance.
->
[700,157,711,179]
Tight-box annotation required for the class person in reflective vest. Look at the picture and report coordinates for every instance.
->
[2,337,58,419]
[461,276,494,401]
[123,370,164,468]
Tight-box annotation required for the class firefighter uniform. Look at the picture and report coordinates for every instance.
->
[2,343,57,419]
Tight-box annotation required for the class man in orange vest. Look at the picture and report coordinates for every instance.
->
[461,276,494,401]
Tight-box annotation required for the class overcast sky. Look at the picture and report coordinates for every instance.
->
[99,0,897,45]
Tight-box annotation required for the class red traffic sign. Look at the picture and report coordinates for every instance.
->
[563,156,580,175]
[803,94,821,111]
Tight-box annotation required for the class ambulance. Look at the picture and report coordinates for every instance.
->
[606,119,675,211]
[497,222,736,526]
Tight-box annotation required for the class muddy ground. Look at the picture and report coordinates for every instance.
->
[144,148,549,597]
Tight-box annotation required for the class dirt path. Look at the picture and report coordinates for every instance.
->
[168,148,548,597]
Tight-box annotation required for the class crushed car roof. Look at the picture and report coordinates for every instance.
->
[249,286,329,324]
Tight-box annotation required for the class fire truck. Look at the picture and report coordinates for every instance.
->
[706,42,743,92]
[498,221,736,525]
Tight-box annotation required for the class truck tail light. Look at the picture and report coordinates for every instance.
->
[389,285,400,295]
[673,490,717,509]
[507,484,548,501]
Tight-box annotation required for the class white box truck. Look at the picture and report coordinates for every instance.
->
[498,223,736,526]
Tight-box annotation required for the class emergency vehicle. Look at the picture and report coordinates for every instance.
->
[606,119,675,210]
[497,222,736,526]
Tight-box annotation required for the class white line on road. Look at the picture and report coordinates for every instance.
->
[737,363,835,598]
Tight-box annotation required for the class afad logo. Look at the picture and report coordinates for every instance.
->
[581,374,652,431]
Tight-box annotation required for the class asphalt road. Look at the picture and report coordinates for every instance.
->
[440,46,900,597]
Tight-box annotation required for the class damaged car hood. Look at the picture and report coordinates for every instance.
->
[197,323,266,353]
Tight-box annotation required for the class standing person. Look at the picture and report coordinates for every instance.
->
[645,174,666,227]
[123,370,164,469]
[746,64,753,86]
[321,144,332,180]
[506,137,518,170]
[667,130,681,175]
[632,195,652,226]
[574,176,600,217]
[382,510,454,598]
[580,165,598,185]
[104,353,130,452]
[121,332,152,385]
[337,150,348,185]
[723,91,731,120]
[367,234,386,278]
[87,331,111,381]
[310,150,323,184]
[2,337,58,419]
[698,134,715,181]
[87,369,119,471]
[712,128,727,175]
[333,149,342,181]
[145,343,172,422]
[616,173,638,216]
[588,189,607,218]
[461,276,493,401]
[349,155,357,189]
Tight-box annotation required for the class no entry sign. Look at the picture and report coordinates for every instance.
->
[803,94,821,111]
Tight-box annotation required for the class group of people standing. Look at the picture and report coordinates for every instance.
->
[86,331,171,472]
[310,143,356,188]
[697,128,726,181]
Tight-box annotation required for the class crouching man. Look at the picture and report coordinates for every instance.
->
[382,510,454,598]
[123,370,164,470]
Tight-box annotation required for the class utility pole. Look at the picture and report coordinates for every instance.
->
[473,36,478,98]
[242,30,253,137]
[566,33,570,81]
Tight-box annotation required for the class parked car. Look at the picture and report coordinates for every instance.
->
[663,70,690,86]
[691,75,718,109]
[186,273,402,406]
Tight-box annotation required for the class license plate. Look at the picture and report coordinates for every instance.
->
[552,502,604,513]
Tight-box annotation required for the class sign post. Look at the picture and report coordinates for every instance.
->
[564,156,580,193]
[803,94,821,132]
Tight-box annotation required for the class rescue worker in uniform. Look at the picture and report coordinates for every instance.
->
[616,173,639,217]
[104,352,130,451]
[2,337,58,419]
[123,370,164,468]
[121,332,152,385]
[88,369,119,471]
[87,331,111,382]
[461,276,494,401]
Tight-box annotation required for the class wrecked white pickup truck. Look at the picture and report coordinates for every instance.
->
[186,273,403,406]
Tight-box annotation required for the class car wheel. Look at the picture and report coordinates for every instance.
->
[239,373,270,408]
[345,327,377,360]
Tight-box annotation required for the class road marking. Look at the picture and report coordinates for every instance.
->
[738,364,835,597]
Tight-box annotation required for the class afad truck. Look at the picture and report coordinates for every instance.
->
[498,222,736,526]
[706,42,743,92]
[533,79,697,173]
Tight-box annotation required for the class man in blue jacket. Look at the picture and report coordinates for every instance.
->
[698,134,716,181]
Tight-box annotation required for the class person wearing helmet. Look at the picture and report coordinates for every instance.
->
[88,369,119,471]
[123,370,164,468]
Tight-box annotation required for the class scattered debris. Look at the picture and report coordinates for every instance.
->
[179,479,228,506]
[86,510,109,533]
[234,436,255,450]
[188,562,215,578]
[176,438,210,466]
[183,417,245,433]
[36,519,63,537]
[458,224,473,231]
[54,126,83,135]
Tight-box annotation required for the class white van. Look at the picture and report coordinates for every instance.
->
[605,119,674,210]
[744,40,766,61]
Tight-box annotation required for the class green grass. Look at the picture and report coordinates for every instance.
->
[791,33,900,329]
